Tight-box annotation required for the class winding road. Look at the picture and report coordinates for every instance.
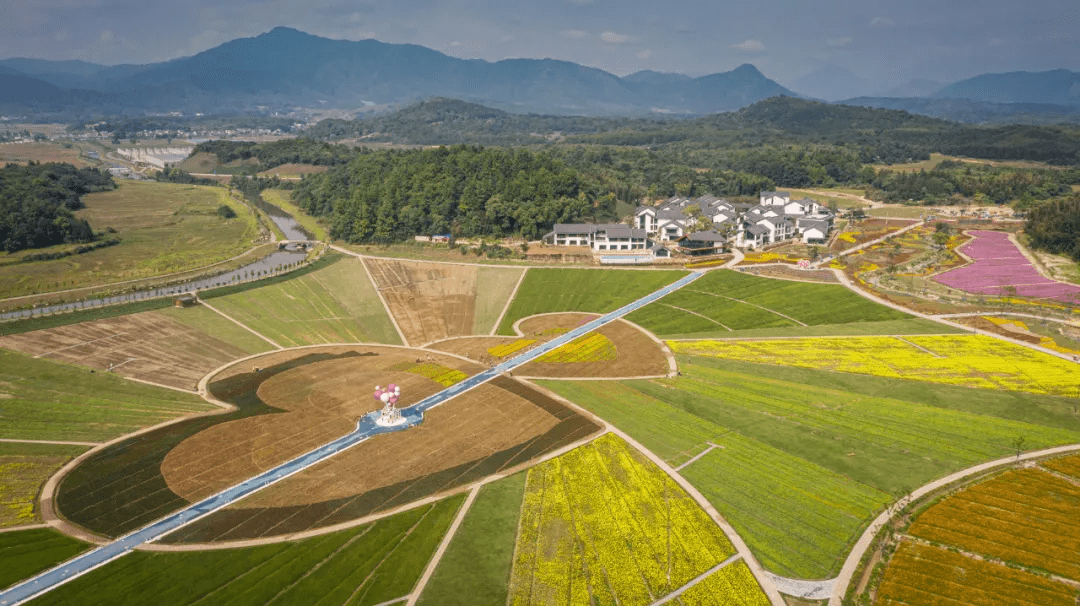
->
[0,271,703,606]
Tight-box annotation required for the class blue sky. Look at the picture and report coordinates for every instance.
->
[2,0,1077,90]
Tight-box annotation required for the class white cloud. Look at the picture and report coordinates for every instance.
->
[826,36,852,48]
[870,17,894,27]
[600,31,629,44]
[731,39,765,53]
[636,49,651,59]
[562,29,587,40]
[100,30,114,43]
[54,29,70,42]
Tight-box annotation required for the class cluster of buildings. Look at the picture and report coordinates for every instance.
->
[543,191,836,257]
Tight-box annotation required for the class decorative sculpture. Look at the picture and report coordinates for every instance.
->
[374,383,405,426]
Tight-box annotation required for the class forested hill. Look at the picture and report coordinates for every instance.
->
[306,97,1080,166]
[290,146,604,243]
[0,163,114,252]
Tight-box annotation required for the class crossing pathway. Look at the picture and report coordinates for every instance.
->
[0,271,702,606]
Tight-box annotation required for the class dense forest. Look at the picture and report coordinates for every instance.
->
[1025,195,1080,260]
[869,161,1080,205]
[0,163,114,252]
[291,146,602,242]
[192,139,358,169]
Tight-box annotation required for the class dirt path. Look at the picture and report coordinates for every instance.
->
[491,268,528,336]
[648,553,743,606]
[0,438,100,447]
[799,189,882,209]
[404,485,481,606]
[813,221,924,268]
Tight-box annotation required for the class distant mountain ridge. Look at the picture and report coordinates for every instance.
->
[931,68,1080,107]
[0,27,797,116]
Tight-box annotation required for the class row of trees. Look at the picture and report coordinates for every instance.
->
[292,146,603,242]
[0,162,115,253]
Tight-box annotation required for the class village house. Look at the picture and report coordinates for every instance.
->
[545,223,649,252]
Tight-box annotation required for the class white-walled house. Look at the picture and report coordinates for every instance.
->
[545,223,649,251]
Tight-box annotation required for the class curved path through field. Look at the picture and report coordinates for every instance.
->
[0,271,707,606]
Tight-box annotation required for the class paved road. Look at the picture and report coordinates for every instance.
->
[0,271,701,606]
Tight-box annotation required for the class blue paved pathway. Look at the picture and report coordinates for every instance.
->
[0,270,700,605]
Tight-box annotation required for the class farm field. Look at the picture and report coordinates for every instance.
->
[669,318,961,340]
[933,229,1080,302]
[538,357,1080,578]
[0,310,257,390]
[496,268,687,335]
[0,181,260,300]
[417,473,527,606]
[0,348,212,442]
[153,305,276,355]
[28,496,464,606]
[54,345,599,542]
[206,254,402,346]
[625,269,910,337]
[0,442,88,527]
[364,258,523,345]
[0,141,91,167]
[0,528,88,591]
[680,560,770,606]
[872,464,1080,605]
[670,334,1080,396]
[507,434,748,605]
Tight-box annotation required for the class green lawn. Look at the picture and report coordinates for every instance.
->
[154,305,277,355]
[208,254,402,346]
[0,181,260,299]
[0,442,89,527]
[537,356,1080,579]
[0,349,213,442]
[0,528,88,591]
[418,474,527,606]
[497,268,688,335]
[625,269,911,337]
[28,495,463,605]
[473,267,526,335]
[668,318,962,340]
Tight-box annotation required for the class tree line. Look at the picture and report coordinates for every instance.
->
[1025,194,1080,260]
[0,162,114,253]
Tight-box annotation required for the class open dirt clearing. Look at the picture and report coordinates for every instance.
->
[150,346,599,543]
[0,311,250,390]
[364,258,480,345]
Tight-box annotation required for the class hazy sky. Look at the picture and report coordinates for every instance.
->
[2,0,1078,88]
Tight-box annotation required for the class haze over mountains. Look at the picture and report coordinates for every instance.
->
[1,26,1078,122]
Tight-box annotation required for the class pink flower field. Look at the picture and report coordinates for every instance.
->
[933,230,1080,303]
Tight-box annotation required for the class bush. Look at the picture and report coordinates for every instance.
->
[217,205,237,219]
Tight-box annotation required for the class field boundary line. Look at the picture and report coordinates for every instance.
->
[34,332,127,358]
[691,291,807,326]
[828,442,1080,605]
[674,442,719,472]
[620,317,679,378]
[660,303,732,331]
[405,485,481,606]
[0,524,49,534]
[648,553,741,606]
[522,379,785,606]
[491,267,528,336]
[893,336,943,358]
[355,255,410,346]
[0,438,100,447]
[198,298,283,350]
[900,534,1080,591]
[1038,465,1080,489]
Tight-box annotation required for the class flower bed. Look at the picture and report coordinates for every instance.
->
[933,230,1080,303]
[486,339,536,358]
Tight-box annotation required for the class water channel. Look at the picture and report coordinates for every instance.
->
[0,198,313,321]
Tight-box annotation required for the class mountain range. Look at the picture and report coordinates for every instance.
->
[1,27,1078,120]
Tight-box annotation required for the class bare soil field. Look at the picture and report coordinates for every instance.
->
[364,258,480,345]
[153,347,599,543]
[738,265,840,283]
[0,142,90,167]
[430,313,669,378]
[0,311,250,390]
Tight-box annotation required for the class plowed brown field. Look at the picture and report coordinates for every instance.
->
[154,345,600,543]
[364,258,477,346]
[0,311,249,390]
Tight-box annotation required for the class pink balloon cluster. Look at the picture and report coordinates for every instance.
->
[374,384,401,406]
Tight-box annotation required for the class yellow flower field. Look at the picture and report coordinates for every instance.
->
[535,333,616,364]
[389,362,468,387]
[678,560,769,606]
[668,335,1080,396]
[487,339,536,358]
[508,434,737,606]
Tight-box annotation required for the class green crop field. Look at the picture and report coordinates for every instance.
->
[0,528,88,591]
[153,305,276,355]
[207,254,402,346]
[418,474,526,606]
[0,181,260,299]
[626,269,911,337]
[473,267,526,334]
[537,355,1080,578]
[0,442,88,527]
[0,349,213,442]
[27,496,463,605]
[496,268,687,335]
[668,318,962,340]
